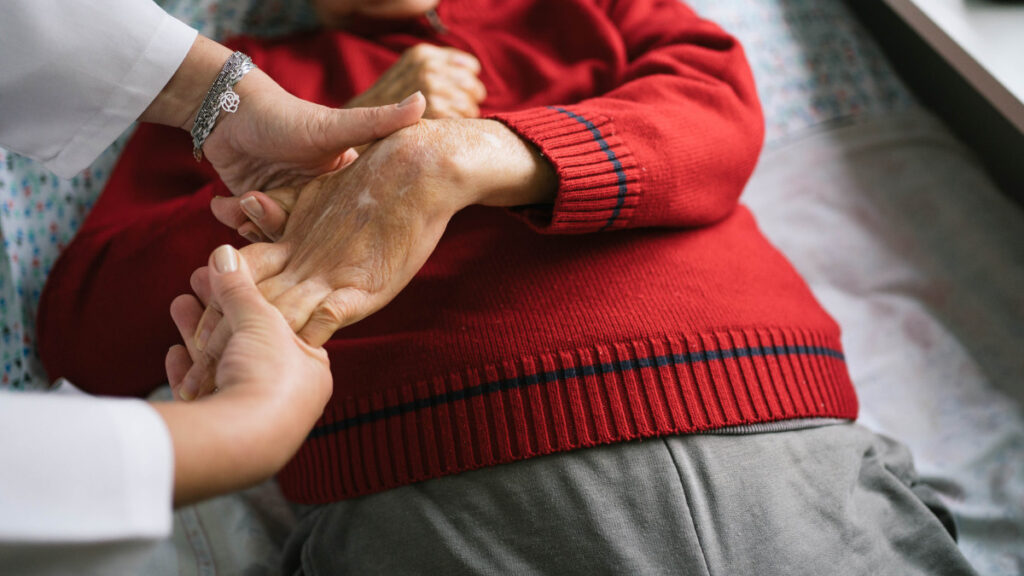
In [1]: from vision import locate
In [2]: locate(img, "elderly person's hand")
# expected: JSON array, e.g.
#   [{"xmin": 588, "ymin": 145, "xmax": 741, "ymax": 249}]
[
  {"xmin": 140, "ymin": 35, "xmax": 427, "ymax": 195},
  {"xmin": 346, "ymin": 44, "xmax": 486, "ymax": 120},
  {"xmin": 179, "ymin": 119, "xmax": 555, "ymax": 400},
  {"xmin": 157, "ymin": 245, "xmax": 332, "ymax": 504}
]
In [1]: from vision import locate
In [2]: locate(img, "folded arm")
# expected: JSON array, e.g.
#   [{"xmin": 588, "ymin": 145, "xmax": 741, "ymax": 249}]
[{"xmin": 489, "ymin": 0, "xmax": 764, "ymax": 233}]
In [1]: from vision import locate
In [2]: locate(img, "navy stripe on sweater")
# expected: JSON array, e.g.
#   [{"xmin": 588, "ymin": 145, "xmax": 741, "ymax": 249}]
[
  {"xmin": 548, "ymin": 106, "xmax": 627, "ymax": 230},
  {"xmin": 308, "ymin": 344, "xmax": 845, "ymax": 438}
]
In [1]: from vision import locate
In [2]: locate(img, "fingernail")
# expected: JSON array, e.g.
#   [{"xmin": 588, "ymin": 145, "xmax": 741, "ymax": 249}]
[
  {"xmin": 397, "ymin": 91, "xmax": 422, "ymax": 108},
  {"xmin": 194, "ymin": 326, "xmax": 211, "ymax": 351},
  {"xmin": 241, "ymin": 230, "xmax": 261, "ymax": 244},
  {"xmin": 213, "ymin": 244, "xmax": 238, "ymax": 273},
  {"xmin": 240, "ymin": 196, "xmax": 264, "ymax": 220},
  {"xmin": 179, "ymin": 380, "xmax": 196, "ymax": 402}
]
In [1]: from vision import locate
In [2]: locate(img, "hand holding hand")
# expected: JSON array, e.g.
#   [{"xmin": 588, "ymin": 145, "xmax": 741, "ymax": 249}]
[
  {"xmin": 156, "ymin": 245, "xmax": 332, "ymax": 504},
  {"xmin": 184, "ymin": 119, "xmax": 555, "ymax": 401}
]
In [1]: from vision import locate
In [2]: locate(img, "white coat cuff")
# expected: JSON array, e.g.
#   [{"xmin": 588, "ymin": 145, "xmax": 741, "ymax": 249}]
[{"xmin": 48, "ymin": 15, "xmax": 197, "ymax": 178}]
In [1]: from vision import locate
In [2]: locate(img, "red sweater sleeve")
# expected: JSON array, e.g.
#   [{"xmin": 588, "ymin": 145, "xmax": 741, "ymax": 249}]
[{"xmin": 488, "ymin": 0, "xmax": 764, "ymax": 233}]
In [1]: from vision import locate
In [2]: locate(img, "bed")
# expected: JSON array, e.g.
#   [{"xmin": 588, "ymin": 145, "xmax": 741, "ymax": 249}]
[{"xmin": 1, "ymin": 0, "xmax": 1021, "ymax": 573}]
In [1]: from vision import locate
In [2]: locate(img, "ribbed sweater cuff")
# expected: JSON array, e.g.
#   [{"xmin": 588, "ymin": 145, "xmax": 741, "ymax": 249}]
[{"xmin": 488, "ymin": 106, "xmax": 640, "ymax": 233}]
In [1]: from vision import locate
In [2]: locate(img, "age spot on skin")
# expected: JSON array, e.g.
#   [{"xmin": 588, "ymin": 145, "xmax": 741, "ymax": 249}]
[
  {"xmin": 479, "ymin": 131, "xmax": 501, "ymax": 148},
  {"xmin": 357, "ymin": 188, "xmax": 377, "ymax": 208}
]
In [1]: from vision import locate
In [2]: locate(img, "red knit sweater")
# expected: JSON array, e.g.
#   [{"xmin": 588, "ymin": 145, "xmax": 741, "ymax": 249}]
[{"xmin": 38, "ymin": 0, "xmax": 857, "ymax": 503}]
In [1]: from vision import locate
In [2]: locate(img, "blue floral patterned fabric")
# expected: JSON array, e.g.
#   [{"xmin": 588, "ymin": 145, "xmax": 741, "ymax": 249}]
[{"xmin": 0, "ymin": 0, "xmax": 914, "ymax": 390}]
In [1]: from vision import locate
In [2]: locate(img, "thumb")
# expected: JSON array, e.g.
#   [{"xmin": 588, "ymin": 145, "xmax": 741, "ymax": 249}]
[
  {"xmin": 321, "ymin": 91, "xmax": 426, "ymax": 151},
  {"xmin": 207, "ymin": 244, "xmax": 280, "ymax": 333}
]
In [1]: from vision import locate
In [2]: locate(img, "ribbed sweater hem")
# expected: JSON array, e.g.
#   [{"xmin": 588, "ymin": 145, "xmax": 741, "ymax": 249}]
[{"xmin": 277, "ymin": 326, "xmax": 856, "ymax": 503}]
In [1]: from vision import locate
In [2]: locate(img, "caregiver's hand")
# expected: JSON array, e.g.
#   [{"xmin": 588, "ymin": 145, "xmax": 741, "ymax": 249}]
[
  {"xmin": 156, "ymin": 245, "xmax": 331, "ymax": 505},
  {"xmin": 184, "ymin": 119, "xmax": 555, "ymax": 401},
  {"xmin": 140, "ymin": 34, "xmax": 427, "ymax": 195},
  {"xmin": 346, "ymin": 44, "xmax": 486, "ymax": 120}
]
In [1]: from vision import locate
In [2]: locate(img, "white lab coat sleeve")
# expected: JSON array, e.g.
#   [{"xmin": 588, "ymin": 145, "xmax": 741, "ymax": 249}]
[
  {"xmin": 0, "ymin": 0, "xmax": 198, "ymax": 178},
  {"xmin": 0, "ymin": 384, "xmax": 174, "ymax": 544}
]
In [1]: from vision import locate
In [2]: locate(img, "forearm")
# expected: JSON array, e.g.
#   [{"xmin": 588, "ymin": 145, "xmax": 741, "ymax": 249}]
[
  {"xmin": 152, "ymin": 388, "xmax": 310, "ymax": 507},
  {"xmin": 486, "ymin": 0, "xmax": 763, "ymax": 233}
]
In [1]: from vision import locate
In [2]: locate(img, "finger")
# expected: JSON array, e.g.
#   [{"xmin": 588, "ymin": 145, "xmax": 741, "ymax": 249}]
[
  {"xmin": 190, "ymin": 267, "xmax": 212, "ymax": 308},
  {"xmin": 179, "ymin": 319, "xmax": 229, "ymax": 401},
  {"xmin": 268, "ymin": 278, "xmax": 335, "ymax": 332},
  {"xmin": 452, "ymin": 97, "xmax": 481, "ymax": 119},
  {"xmin": 405, "ymin": 43, "xmax": 447, "ymax": 65},
  {"xmin": 192, "ymin": 305, "xmax": 223, "ymax": 352},
  {"xmin": 216, "ymin": 192, "xmax": 288, "ymax": 243},
  {"xmin": 447, "ymin": 68, "xmax": 487, "ymax": 102},
  {"xmin": 296, "ymin": 287, "xmax": 374, "ymax": 347},
  {"xmin": 430, "ymin": 99, "xmax": 479, "ymax": 120},
  {"xmin": 208, "ymin": 245, "xmax": 288, "ymax": 333},
  {"xmin": 425, "ymin": 85, "xmax": 480, "ymax": 118},
  {"xmin": 443, "ymin": 48, "xmax": 481, "ymax": 74},
  {"xmin": 168, "ymin": 294, "xmax": 205, "ymax": 397},
  {"xmin": 177, "ymin": 301, "xmax": 221, "ymax": 401},
  {"xmin": 239, "ymin": 191, "xmax": 290, "ymax": 241},
  {"xmin": 180, "ymin": 245, "xmax": 284, "ymax": 401},
  {"xmin": 338, "ymin": 148, "xmax": 360, "ymax": 169},
  {"xmin": 170, "ymin": 293, "xmax": 204, "ymax": 355},
  {"xmin": 319, "ymin": 92, "xmax": 426, "ymax": 151},
  {"xmin": 165, "ymin": 345, "xmax": 192, "ymax": 390},
  {"xmin": 210, "ymin": 196, "xmax": 250, "ymax": 230},
  {"xmin": 238, "ymin": 241, "xmax": 290, "ymax": 284},
  {"xmin": 237, "ymin": 222, "xmax": 269, "ymax": 244}
]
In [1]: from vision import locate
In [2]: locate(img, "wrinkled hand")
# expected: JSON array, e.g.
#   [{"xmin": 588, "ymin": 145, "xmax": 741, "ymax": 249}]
[
  {"xmin": 182, "ymin": 119, "xmax": 555, "ymax": 401},
  {"xmin": 201, "ymin": 70, "xmax": 427, "ymax": 195},
  {"xmin": 347, "ymin": 44, "xmax": 486, "ymax": 120},
  {"xmin": 179, "ymin": 121, "xmax": 459, "ymax": 400}
]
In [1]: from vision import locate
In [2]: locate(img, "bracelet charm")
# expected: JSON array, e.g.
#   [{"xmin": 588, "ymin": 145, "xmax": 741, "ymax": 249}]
[
  {"xmin": 191, "ymin": 51, "xmax": 256, "ymax": 161},
  {"xmin": 219, "ymin": 91, "xmax": 240, "ymax": 114}
]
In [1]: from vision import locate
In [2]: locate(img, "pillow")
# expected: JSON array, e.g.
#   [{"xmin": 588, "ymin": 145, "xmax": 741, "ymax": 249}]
[{"xmin": 687, "ymin": 0, "xmax": 915, "ymax": 147}]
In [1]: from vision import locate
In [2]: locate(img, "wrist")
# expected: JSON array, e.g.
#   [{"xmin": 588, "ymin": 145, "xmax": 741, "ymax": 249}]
[
  {"xmin": 140, "ymin": 35, "xmax": 234, "ymax": 131},
  {"xmin": 154, "ymin": 383, "xmax": 316, "ymax": 506},
  {"xmin": 450, "ymin": 119, "xmax": 557, "ymax": 209}
]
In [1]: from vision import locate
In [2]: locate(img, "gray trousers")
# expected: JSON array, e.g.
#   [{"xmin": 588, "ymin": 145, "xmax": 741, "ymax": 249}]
[{"xmin": 283, "ymin": 423, "xmax": 977, "ymax": 575}]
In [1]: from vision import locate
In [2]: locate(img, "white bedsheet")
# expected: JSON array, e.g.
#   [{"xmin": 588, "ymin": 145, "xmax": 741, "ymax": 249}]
[{"xmin": 746, "ymin": 109, "xmax": 1024, "ymax": 574}]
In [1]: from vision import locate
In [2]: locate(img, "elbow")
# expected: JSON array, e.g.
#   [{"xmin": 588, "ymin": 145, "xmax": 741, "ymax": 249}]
[{"xmin": 670, "ymin": 87, "xmax": 765, "ymax": 228}]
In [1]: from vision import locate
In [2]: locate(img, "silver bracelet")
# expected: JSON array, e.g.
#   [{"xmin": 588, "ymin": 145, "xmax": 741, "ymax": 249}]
[{"xmin": 190, "ymin": 51, "xmax": 257, "ymax": 161}]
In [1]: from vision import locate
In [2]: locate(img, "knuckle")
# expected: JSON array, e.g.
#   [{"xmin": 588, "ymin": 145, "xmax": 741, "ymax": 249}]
[
  {"xmin": 408, "ymin": 44, "xmax": 433, "ymax": 61},
  {"xmin": 281, "ymin": 308, "xmax": 305, "ymax": 331},
  {"xmin": 314, "ymin": 301, "xmax": 349, "ymax": 328},
  {"xmin": 216, "ymin": 280, "xmax": 249, "ymax": 304},
  {"xmin": 303, "ymin": 107, "xmax": 334, "ymax": 151}
]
